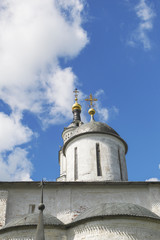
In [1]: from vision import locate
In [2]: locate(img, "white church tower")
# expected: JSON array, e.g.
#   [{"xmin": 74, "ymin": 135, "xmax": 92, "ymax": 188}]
[{"xmin": 58, "ymin": 89, "xmax": 128, "ymax": 182}]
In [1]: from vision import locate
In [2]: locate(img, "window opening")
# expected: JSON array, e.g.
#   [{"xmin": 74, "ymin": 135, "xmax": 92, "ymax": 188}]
[
  {"xmin": 118, "ymin": 148, "xmax": 123, "ymax": 180},
  {"xmin": 28, "ymin": 204, "xmax": 35, "ymax": 213},
  {"xmin": 96, "ymin": 143, "xmax": 102, "ymax": 176},
  {"xmin": 74, "ymin": 147, "xmax": 78, "ymax": 180}
]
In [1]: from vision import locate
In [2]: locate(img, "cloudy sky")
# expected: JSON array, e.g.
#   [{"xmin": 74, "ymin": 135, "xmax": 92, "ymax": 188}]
[{"xmin": 0, "ymin": 0, "xmax": 160, "ymax": 181}]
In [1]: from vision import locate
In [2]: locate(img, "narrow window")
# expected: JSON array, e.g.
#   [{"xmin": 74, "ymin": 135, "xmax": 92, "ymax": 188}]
[
  {"xmin": 96, "ymin": 143, "xmax": 102, "ymax": 176},
  {"xmin": 28, "ymin": 204, "xmax": 35, "ymax": 214},
  {"xmin": 118, "ymin": 148, "xmax": 123, "ymax": 180},
  {"xmin": 74, "ymin": 147, "xmax": 78, "ymax": 180}
]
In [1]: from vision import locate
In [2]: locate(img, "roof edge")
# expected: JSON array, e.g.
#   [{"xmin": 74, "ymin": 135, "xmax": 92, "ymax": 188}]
[
  {"xmin": 0, "ymin": 181, "xmax": 160, "ymax": 187},
  {"xmin": 67, "ymin": 214, "xmax": 160, "ymax": 228}
]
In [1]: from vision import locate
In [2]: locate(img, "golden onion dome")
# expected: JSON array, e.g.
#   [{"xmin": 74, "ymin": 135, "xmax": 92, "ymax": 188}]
[
  {"xmin": 72, "ymin": 101, "xmax": 82, "ymax": 111},
  {"xmin": 88, "ymin": 107, "xmax": 95, "ymax": 116},
  {"xmin": 72, "ymin": 88, "xmax": 82, "ymax": 111}
]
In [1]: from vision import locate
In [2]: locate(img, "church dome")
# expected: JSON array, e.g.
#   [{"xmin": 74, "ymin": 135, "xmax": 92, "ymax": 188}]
[
  {"xmin": 72, "ymin": 101, "xmax": 81, "ymax": 111},
  {"xmin": 2, "ymin": 213, "xmax": 64, "ymax": 230},
  {"xmin": 73, "ymin": 121, "xmax": 119, "ymax": 137},
  {"xmin": 72, "ymin": 203, "xmax": 160, "ymax": 223}
]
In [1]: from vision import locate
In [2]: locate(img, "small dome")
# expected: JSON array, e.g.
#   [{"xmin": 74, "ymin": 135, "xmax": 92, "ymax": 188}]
[
  {"xmin": 72, "ymin": 102, "xmax": 81, "ymax": 111},
  {"xmin": 2, "ymin": 213, "xmax": 64, "ymax": 230},
  {"xmin": 72, "ymin": 203, "xmax": 160, "ymax": 223},
  {"xmin": 88, "ymin": 107, "xmax": 96, "ymax": 116}
]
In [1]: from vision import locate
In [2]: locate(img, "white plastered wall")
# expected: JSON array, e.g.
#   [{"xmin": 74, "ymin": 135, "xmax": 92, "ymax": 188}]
[
  {"xmin": 1, "ymin": 183, "xmax": 160, "ymax": 225},
  {"xmin": 59, "ymin": 150, "xmax": 66, "ymax": 177},
  {"xmin": 64, "ymin": 133, "xmax": 127, "ymax": 181}
]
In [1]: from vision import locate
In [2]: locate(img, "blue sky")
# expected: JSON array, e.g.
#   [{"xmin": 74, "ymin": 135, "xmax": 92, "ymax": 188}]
[{"xmin": 0, "ymin": 0, "xmax": 160, "ymax": 181}]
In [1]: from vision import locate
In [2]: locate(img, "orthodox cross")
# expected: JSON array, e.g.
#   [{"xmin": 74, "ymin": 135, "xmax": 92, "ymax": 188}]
[
  {"xmin": 73, "ymin": 88, "xmax": 79, "ymax": 101},
  {"xmin": 85, "ymin": 93, "xmax": 97, "ymax": 108}
]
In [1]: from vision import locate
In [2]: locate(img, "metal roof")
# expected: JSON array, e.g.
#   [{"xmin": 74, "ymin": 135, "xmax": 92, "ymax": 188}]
[
  {"xmin": 1, "ymin": 213, "xmax": 64, "ymax": 230},
  {"xmin": 72, "ymin": 202, "xmax": 160, "ymax": 223}
]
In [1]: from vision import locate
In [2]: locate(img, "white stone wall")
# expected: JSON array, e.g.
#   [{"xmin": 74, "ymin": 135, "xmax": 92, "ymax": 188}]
[
  {"xmin": 1, "ymin": 183, "xmax": 160, "ymax": 225},
  {"xmin": 59, "ymin": 150, "xmax": 66, "ymax": 177},
  {"xmin": 119, "ymin": 147, "xmax": 128, "ymax": 180},
  {"xmin": 0, "ymin": 191, "xmax": 8, "ymax": 228},
  {"xmin": 64, "ymin": 134, "xmax": 127, "ymax": 181},
  {"xmin": 149, "ymin": 186, "xmax": 160, "ymax": 216}
]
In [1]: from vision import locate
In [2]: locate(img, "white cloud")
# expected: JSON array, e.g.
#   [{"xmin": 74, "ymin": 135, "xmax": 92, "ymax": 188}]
[
  {"xmin": 111, "ymin": 106, "xmax": 119, "ymax": 115},
  {"xmin": 128, "ymin": 0, "xmax": 155, "ymax": 50},
  {"xmin": 95, "ymin": 90, "xmax": 109, "ymax": 122},
  {"xmin": 0, "ymin": 112, "xmax": 33, "ymax": 153},
  {"xmin": 95, "ymin": 89, "xmax": 105, "ymax": 98},
  {"xmin": 145, "ymin": 164, "xmax": 160, "ymax": 182},
  {"xmin": 0, "ymin": 0, "xmax": 88, "ymax": 115},
  {"xmin": 0, "ymin": 0, "xmax": 88, "ymax": 180},
  {"xmin": 96, "ymin": 103, "xmax": 109, "ymax": 122},
  {"xmin": 93, "ymin": 90, "xmax": 119, "ymax": 122},
  {"xmin": 146, "ymin": 178, "xmax": 160, "ymax": 182},
  {"xmin": 0, "ymin": 148, "xmax": 32, "ymax": 181},
  {"xmin": 0, "ymin": 111, "xmax": 33, "ymax": 181},
  {"xmin": 43, "ymin": 67, "xmax": 77, "ymax": 126}
]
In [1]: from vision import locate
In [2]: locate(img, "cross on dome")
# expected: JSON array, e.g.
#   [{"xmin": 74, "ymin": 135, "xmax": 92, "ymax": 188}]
[
  {"xmin": 73, "ymin": 88, "xmax": 79, "ymax": 102},
  {"xmin": 85, "ymin": 93, "xmax": 97, "ymax": 108},
  {"xmin": 85, "ymin": 93, "xmax": 97, "ymax": 119}
]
